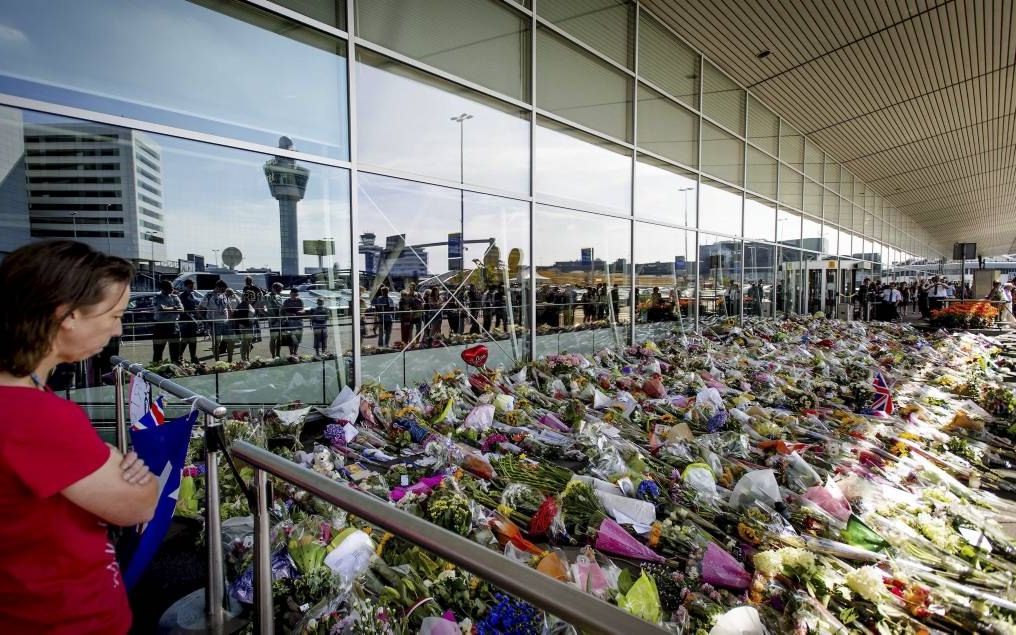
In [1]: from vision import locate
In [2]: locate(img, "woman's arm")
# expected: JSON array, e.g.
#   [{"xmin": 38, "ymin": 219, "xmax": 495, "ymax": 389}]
[{"xmin": 62, "ymin": 446, "xmax": 158, "ymax": 526}]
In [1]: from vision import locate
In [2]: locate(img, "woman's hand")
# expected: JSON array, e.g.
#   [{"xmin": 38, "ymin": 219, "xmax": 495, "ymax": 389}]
[{"xmin": 119, "ymin": 449, "xmax": 153, "ymax": 485}]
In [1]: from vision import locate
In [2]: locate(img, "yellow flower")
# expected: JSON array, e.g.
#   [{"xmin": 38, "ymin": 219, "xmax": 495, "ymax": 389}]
[
  {"xmin": 375, "ymin": 532, "xmax": 393, "ymax": 556},
  {"xmin": 890, "ymin": 441, "xmax": 909, "ymax": 457},
  {"xmin": 497, "ymin": 503, "xmax": 515, "ymax": 518}
]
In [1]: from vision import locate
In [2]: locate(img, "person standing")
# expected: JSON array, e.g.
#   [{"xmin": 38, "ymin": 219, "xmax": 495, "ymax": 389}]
[
  {"xmin": 198, "ymin": 280, "xmax": 232, "ymax": 362},
  {"xmin": 372, "ymin": 287, "xmax": 394, "ymax": 347},
  {"xmin": 178, "ymin": 279, "xmax": 201, "ymax": 363},
  {"xmin": 264, "ymin": 282, "xmax": 285, "ymax": 358},
  {"xmin": 242, "ymin": 276, "xmax": 265, "ymax": 343},
  {"xmin": 151, "ymin": 279, "xmax": 183, "ymax": 364},
  {"xmin": 308, "ymin": 297, "xmax": 329, "ymax": 356},
  {"xmin": 927, "ymin": 276, "xmax": 949, "ymax": 313},
  {"xmin": 880, "ymin": 283, "xmax": 902, "ymax": 321},
  {"xmin": 0, "ymin": 240, "xmax": 157, "ymax": 634},
  {"xmin": 282, "ymin": 289, "xmax": 304, "ymax": 356},
  {"xmin": 233, "ymin": 290, "xmax": 257, "ymax": 361}
]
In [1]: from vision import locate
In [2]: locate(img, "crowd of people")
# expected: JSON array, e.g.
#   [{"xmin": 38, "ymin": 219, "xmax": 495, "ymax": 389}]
[
  {"xmin": 151, "ymin": 276, "xmax": 333, "ymax": 364},
  {"xmin": 856, "ymin": 275, "xmax": 1015, "ymax": 322}
]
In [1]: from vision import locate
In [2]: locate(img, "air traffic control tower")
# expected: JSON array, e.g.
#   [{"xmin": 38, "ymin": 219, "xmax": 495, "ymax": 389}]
[{"xmin": 263, "ymin": 136, "xmax": 309, "ymax": 276}]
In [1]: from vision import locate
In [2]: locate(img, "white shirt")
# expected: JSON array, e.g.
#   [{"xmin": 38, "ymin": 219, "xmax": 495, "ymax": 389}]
[
  {"xmin": 928, "ymin": 283, "xmax": 949, "ymax": 298},
  {"xmin": 881, "ymin": 289, "xmax": 902, "ymax": 303}
]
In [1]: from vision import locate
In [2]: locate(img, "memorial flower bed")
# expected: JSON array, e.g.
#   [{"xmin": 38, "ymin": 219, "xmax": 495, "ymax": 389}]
[
  {"xmin": 178, "ymin": 317, "xmax": 1016, "ymax": 634},
  {"xmin": 930, "ymin": 301, "xmax": 1000, "ymax": 329}
]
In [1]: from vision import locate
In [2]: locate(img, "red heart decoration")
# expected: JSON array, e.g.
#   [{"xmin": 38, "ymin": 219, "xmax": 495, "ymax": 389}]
[{"xmin": 461, "ymin": 344, "xmax": 489, "ymax": 368}]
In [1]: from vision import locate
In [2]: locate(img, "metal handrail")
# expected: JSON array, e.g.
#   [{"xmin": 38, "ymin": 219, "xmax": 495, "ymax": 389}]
[
  {"xmin": 230, "ymin": 441, "xmax": 670, "ymax": 635},
  {"xmin": 110, "ymin": 356, "xmax": 231, "ymax": 634}
]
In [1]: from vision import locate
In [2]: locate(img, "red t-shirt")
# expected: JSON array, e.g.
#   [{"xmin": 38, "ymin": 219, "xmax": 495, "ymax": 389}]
[{"xmin": 0, "ymin": 387, "xmax": 131, "ymax": 634}]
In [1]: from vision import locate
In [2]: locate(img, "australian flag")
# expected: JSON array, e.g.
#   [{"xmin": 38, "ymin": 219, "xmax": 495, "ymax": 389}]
[
  {"xmin": 871, "ymin": 371, "xmax": 895, "ymax": 415},
  {"xmin": 119, "ymin": 407, "xmax": 198, "ymax": 589}
]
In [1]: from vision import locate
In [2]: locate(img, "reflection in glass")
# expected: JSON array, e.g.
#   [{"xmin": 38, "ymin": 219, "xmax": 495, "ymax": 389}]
[
  {"xmin": 275, "ymin": 0, "xmax": 346, "ymax": 30},
  {"xmin": 635, "ymin": 157, "xmax": 697, "ymax": 227},
  {"xmin": 356, "ymin": 0, "xmax": 529, "ymax": 100},
  {"xmin": 357, "ymin": 50, "xmax": 529, "ymax": 194},
  {"xmin": 822, "ymin": 189, "xmax": 839, "ymax": 226},
  {"xmin": 357, "ymin": 173, "xmax": 530, "ymax": 385},
  {"xmin": 634, "ymin": 222, "xmax": 695, "ymax": 341},
  {"xmin": 535, "ymin": 119, "xmax": 632, "ymax": 213},
  {"xmin": 538, "ymin": 0, "xmax": 633, "ymax": 68},
  {"xmin": 701, "ymin": 122, "xmax": 744, "ymax": 185},
  {"xmin": 744, "ymin": 196, "xmax": 775, "ymax": 242},
  {"xmin": 823, "ymin": 158, "xmax": 840, "ymax": 194},
  {"xmin": 747, "ymin": 95, "xmax": 779, "ymax": 155},
  {"xmin": 702, "ymin": 61, "xmax": 745, "ymax": 135},
  {"xmin": 777, "ymin": 208, "xmax": 802, "ymax": 244},
  {"xmin": 534, "ymin": 205, "xmax": 631, "ymax": 354},
  {"xmin": 636, "ymin": 84, "xmax": 698, "ymax": 167},
  {"xmin": 776, "ymin": 247, "xmax": 804, "ymax": 316},
  {"xmin": 851, "ymin": 205, "xmax": 865, "ymax": 233},
  {"xmin": 0, "ymin": 0, "xmax": 349, "ymax": 158},
  {"xmin": 536, "ymin": 27, "xmax": 632, "ymax": 141},
  {"xmin": 699, "ymin": 179, "xmax": 742, "ymax": 236},
  {"xmin": 837, "ymin": 229, "xmax": 853, "ymax": 257},
  {"xmin": 7, "ymin": 108, "xmax": 355, "ymax": 399},
  {"xmin": 698, "ymin": 233, "xmax": 741, "ymax": 320},
  {"xmin": 743, "ymin": 242, "xmax": 775, "ymax": 317},
  {"xmin": 638, "ymin": 12, "xmax": 699, "ymax": 108},
  {"xmin": 746, "ymin": 147, "xmax": 777, "ymax": 199},
  {"xmin": 822, "ymin": 221, "xmax": 838, "ymax": 255},
  {"xmin": 802, "ymin": 214, "xmax": 822, "ymax": 247}
]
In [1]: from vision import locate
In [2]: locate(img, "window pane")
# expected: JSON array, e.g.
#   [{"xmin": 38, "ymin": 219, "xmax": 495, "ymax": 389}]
[
  {"xmin": 822, "ymin": 221, "xmax": 837, "ymax": 254},
  {"xmin": 699, "ymin": 178, "xmax": 742, "ymax": 235},
  {"xmin": 744, "ymin": 195, "xmax": 775, "ymax": 241},
  {"xmin": 777, "ymin": 208, "xmax": 801, "ymax": 243},
  {"xmin": 6, "ymin": 109, "xmax": 355, "ymax": 403},
  {"xmin": 778, "ymin": 164, "xmax": 802, "ymax": 209},
  {"xmin": 803, "ymin": 178, "xmax": 822, "ymax": 216},
  {"xmin": 823, "ymin": 157, "xmax": 840, "ymax": 194},
  {"xmin": 803, "ymin": 141, "xmax": 824, "ymax": 181},
  {"xmin": 0, "ymin": 0, "xmax": 349, "ymax": 158},
  {"xmin": 746, "ymin": 147, "xmax": 777, "ymax": 199},
  {"xmin": 538, "ymin": 0, "xmax": 633, "ymax": 68},
  {"xmin": 840, "ymin": 195, "xmax": 852, "ymax": 229},
  {"xmin": 536, "ymin": 27, "xmax": 632, "ymax": 141},
  {"xmin": 698, "ymin": 233, "xmax": 741, "ymax": 319},
  {"xmin": 840, "ymin": 170, "xmax": 853, "ymax": 201},
  {"xmin": 851, "ymin": 205, "xmax": 865, "ymax": 233},
  {"xmin": 780, "ymin": 123, "xmax": 804, "ymax": 169},
  {"xmin": 358, "ymin": 173, "xmax": 530, "ymax": 385},
  {"xmin": 743, "ymin": 241, "xmax": 775, "ymax": 317},
  {"xmin": 702, "ymin": 61, "xmax": 745, "ymax": 135},
  {"xmin": 802, "ymin": 214, "xmax": 822, "ymax": 247},
  {"xmin": 701, "ymin": 122, "xmax": 744, "ymax": 185},
  {"xmin": 636, "ymin": 84, "xmax": 698, "ymax": 167},
  {"xmin": 638, "ymin": 12, "xmax": 699, "ymax": 108},
  {"xmin": 534, "ymin": 205, "xmax": 631, "ymax": 355},
  {"xmin": 635, "ymin": 156, "xmax": 697, "ymax": 226},
  {"xmin": 356, "ymin": 0, "xmax": 528, "ymax": 100},
  {"xmin": 535, "ymin": 118, "xmax": 631, "ymax": 213},
  {"xmin": 837, "ymin": 229, "xmax": 853, "ymax": 257},
  {"xmin": 274, "ymin": 0, "xmax": 346, "ymax": 30},
  {"xmin": 822, "ymin": 189, "xmax": 839, "ymax": 226},
  {"xmin": 357, "ymin": 51, "xmax": 529, "ymax": 194},
  {"xmin": 634, "ymin": 222, "xmax": 695, "ymax": 342},
  {"xmin": 747, "ymin": 95, "xmax": 779, "ymax": 155},
  {"xmin": 777, "ymin": 247, "xmax": 804, "ymax": 315}
]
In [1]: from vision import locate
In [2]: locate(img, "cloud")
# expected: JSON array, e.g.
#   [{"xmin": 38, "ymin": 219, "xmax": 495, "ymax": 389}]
[{"xmin": 0, "ymin": 24, "xmax": 27, "ymax": 46}]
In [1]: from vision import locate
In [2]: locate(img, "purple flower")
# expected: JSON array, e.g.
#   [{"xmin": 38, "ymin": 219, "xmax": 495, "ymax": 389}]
[
  {"xmin": 706, "ymin": 410, "xmax": 728, "ymax": 433},
  {"xmin": 324, "ymin": 423, "xmax": 345, "ymax": 445}
]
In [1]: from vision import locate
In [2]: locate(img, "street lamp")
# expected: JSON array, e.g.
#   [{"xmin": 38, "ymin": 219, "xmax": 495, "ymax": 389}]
[
  {"xmin": 678, "ymin": 187, "xmax": 693, "ymax": 227},
  {"xmin": 451, "ymin": 113, "xmax": 472, "ymax": 272},
  {"xmin": 212, "ymin": 249, "xmax": 220, "ymax": 268}
]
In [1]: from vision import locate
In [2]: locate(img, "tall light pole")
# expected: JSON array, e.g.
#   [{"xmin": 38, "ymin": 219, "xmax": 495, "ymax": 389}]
[
  {"xmin": 70, "ymin": 211, "xmax": 78, "ymax": 240},
  {"xmin": 451, "ymin": 113, "xmax": 472, "ymax": 272},
  {"xmin": 678, "ymin": 187, "xmax": 693, "ymax": 227},
  {"xmin": 212, "ymin": 249, "xmax": 220, "ymax": 268}
]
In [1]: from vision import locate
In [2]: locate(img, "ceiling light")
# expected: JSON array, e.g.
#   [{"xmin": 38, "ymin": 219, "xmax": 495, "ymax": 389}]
[{"xmin": 756, "ymin": 50, "xmax": 771, "ymax": 59}]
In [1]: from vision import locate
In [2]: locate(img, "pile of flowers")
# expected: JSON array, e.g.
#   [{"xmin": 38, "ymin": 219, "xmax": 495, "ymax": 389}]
[
  {"xmin": 176, "ymin": 316, "xmax": 1016, "ymax": 634},
  {"xmin": 146, "ymin": 353, "xmax": 339, "ymax": 377},
  {"xmin": 930, "ymin": 301, "xmax": 1000, "ymax": 329}
]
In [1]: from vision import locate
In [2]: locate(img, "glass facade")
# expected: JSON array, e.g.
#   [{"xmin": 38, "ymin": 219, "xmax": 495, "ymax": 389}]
[{"xmin": 0, "ymin": 0, "xmax": 942, "ymax": 402}]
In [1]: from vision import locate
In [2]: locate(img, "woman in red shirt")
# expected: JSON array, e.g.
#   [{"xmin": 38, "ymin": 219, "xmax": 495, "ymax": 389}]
[{"xmin": 0, "ymin": 241, "xmax": 159, "ymax": 634}]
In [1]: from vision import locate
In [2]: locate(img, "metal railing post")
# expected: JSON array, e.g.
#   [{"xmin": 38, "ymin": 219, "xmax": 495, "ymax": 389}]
[
  {"xmin": 253, "ymin": 468, "xmax": 273, "ymax": 634},
  {"xmin": 205, "ymin": 413, "xmax": 224, "ymax": 634},
  {"xmin": 113, "ymin": 365, "xmax": 127, "ymax": 454}
]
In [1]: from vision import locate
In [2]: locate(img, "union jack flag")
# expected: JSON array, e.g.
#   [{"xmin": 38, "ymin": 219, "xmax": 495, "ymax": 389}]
[
  {"xmin": 132, "ymin": 396, "xmax": 166, "ymax": 431},
  {"xmin": 871, "ymin": 372, "xmax": 894, "ymax": 415}
]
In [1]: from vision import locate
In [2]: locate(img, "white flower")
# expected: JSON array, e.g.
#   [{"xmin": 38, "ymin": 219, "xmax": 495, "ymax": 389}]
[
  {"xmin": 779, "ymin": 547, "xmax": 816, "ymax": 573},
  {"xmin": 753, "ymin": 550, "xmax": 783, "ymax": 576},
  {"xmin": 845, "ymin": 566, "xmax": 885, "ymax": 602},
  {"xmin": 437, "ymin": 569, "xmax": 457, "ymax": 582}
]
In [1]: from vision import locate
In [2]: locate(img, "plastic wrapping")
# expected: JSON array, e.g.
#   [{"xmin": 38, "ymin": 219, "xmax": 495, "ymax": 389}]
[{"xmin": 729, "ymin": 469, "xmax": 783, "ymax": 510}]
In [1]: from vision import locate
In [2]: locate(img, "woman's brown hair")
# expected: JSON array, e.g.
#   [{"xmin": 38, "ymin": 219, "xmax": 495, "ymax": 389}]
[{"xmin": 0, "ymin": 240, "xmax": 134, "ymax": 376}]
